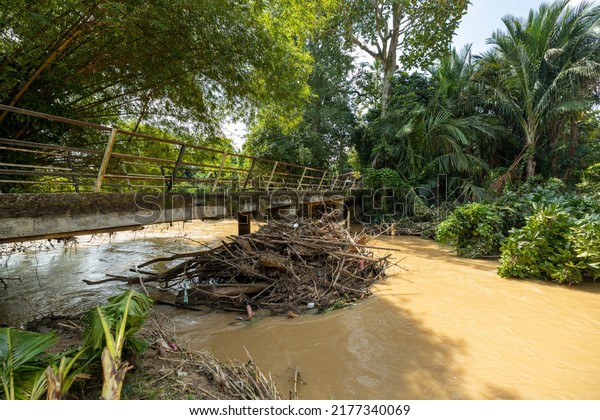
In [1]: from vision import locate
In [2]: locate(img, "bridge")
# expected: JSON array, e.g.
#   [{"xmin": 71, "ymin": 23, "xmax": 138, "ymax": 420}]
[{"xmin": 0, "ymin": 105, "xmax": 357, "ymax": 243}]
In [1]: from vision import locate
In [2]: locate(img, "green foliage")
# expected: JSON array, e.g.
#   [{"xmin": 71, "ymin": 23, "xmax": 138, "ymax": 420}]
[
  {"xmin": 498, "ymin": 177, "xmax": 600, "ymax": 228},
  {"xmin": 578, "ymin": 163, "xmax": 600, "ymax": 194},
  {"xmin": 362, "ymin": 168, "xmax": 405, "ymax": 190},
  {"xmin": 0, "ymin": 291, "xmax": 153, "ymax": 400},
  {"xmin": 352, "ymin": 47, "xmax": 495, "ymax": 206},
  {"xmin": 79, "ymin": 290, "xmax": 153, "ymax": 400},
  {"xmin": 340, "ymin": 0, "xmax": 469, "ymax": 113},
  {"xmin": 245, "ymin": 14, "xmax": 356, "ymax": 171},
  {"xmin": 498, "ymin": 205, "xmax": 600, "ymax": 284},
  {"xmin": 480, "ymin": 0, "xmax": 600, "ymax": 180},
  {"xmin": 570, "ymin": 214, "xmax": 600, "ymax": 280},
  {"xmin": 436, "ymin": 203, "xmax": 506, "ymax": 258},
  {"xmin": 82, "ymin": 290, "xmax": 154, "ymax": 359},
  {"xmin": 437, "ymin": 175, "xmax": 600, "ymax": 283},
  {"xmin": 1, "ymin": 0, "xmax": 316, "ymax": 140},
  {"xmin": 0, "ymin": 328, "xmax": 57, "ymax": 400}
]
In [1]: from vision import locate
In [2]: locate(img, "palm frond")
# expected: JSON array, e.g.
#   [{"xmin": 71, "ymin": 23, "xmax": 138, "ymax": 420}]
[{"xmin": 0, "ymin": 328, "xmax": 57, "ymax": 400}]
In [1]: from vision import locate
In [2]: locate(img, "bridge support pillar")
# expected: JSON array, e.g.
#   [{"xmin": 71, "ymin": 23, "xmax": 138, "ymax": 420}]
[{"xmin": 238, "ymin": 212, "xmax": 251, "ymax": 236}]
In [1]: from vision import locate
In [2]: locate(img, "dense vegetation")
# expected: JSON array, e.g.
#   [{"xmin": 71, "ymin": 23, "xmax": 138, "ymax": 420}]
[
  {"xmin": 0, "ymin": 291, "xmax": 153, "ymax": 400},
  {"xmin": 2, "ymin": 0, "xmax": 599, "ymax": 283},
  {"xmin": 437, "ymin": 176, "xmax": 600, "ymax": 284}
]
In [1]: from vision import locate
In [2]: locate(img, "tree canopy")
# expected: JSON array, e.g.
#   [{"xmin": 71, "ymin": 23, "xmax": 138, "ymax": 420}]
[
  {"xmin": 340, "ymin": 0, "xmax": 470, "ymax": 115},
  {"xmin": 1, "ymin": 0, "xmax": 599, "ymax": 200},
  {"xmin": 0, "ymin": 0, "xmax": 315, "ymax": 138},
  {"xmin": 480, "ymin": 0, "xmax": 600, "ymax": 182}
]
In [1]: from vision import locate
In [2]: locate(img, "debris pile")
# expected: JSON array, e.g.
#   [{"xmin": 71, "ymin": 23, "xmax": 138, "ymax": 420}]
[{"xmin": 137, "ymin": 218, "xmax": 390, "ymax": 314}]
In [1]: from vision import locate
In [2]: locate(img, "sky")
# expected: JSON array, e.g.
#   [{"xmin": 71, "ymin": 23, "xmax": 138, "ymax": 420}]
[{"xmin": 453, "ymin": 0, "xmax": 596, "ymax": 55}]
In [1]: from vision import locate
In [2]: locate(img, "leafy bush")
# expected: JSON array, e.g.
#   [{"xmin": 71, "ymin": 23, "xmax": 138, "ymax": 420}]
[
  {"xmin": 569, "ymin": 214, "xmax": 600, "ymax": 280},
  {"xmin": 497, "ymin": 177, "xmax": 600, "ymax": 228},
  {"xmin": 0, "ymin": 328, "xmax": 57, "ymax": 400},
  {"xmin": 577, "ymin": 163, "xmax": 600, "ymax": 194},
  {"xmin": 362, "ymin": 168, "xmax": 405, "ymax": 190},
  {"xmin": 436, "ymin": 203, "xmax": 506, "ymax": 257},
  {"xmin": 498, "ymin": 205, "xmax": 600, "ymax": 284}
]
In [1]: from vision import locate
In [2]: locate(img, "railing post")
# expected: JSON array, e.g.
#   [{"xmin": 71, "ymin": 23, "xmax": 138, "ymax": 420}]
[
  {"xmin": 331, "ymin": 174, "xmax": 340, "ymax": 190},
  {"xmin": 66, "ymin": 157, "xmax": 79, "ymax": 193},
  {"xmin": 242, "ymin": 157, "xmax": 256, "ymax": 192},
  {"xmin": 94, "ymin": 128, "xmax": 118, "ymax": 193},
  {"xmin": 121, "ymin": 163, "xmax": 132, "ymax": 192},
  {"xmin": 283, "ymin": 166, "xmax": 292, "ymax": 189},
  {"xmin": 265, "ymin": 161, "xmax": 278, "ymax": 191},
  {"xmin": 167, "ymin": 144, "xmax": 186, "ymax": 192},
  {"xmin": 296, "ymin": 167, "xmax": 307, "ymax": 190},
  {"xmin": 212, "ymin": 151, "xmax": 228, "ymax": 192},
  {"xmin": 317, "ymin": 170, "xmax": 327, "ymax": 191}
]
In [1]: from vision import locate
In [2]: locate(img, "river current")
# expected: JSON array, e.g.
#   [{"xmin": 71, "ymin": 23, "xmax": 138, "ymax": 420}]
[{"xmin": 1, "ymin": 220, "xmax": 599, "ymax": 399}]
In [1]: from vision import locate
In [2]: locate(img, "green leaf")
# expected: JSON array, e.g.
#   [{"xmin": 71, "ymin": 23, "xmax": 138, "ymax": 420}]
[{"xmin": 0, "ymin": 328, "xmax": 57, "ymax": 400}]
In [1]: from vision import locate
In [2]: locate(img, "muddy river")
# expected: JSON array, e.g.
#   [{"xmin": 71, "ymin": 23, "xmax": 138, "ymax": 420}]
[{"xmin": 1, "ymin": 220, "xmax": 599, "ymax": 399}]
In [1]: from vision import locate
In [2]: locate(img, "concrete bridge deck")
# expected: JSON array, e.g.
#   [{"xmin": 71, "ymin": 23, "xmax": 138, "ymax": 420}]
[{"xmin": 0, "ymin": 190, "xmax": 350, "ymax": 243}]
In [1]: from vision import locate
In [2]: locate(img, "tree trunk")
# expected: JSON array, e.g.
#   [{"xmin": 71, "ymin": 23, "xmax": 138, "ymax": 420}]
[
  {"xmin": 380, "ymin": 62, "xmax": 397, "ymax": 117},
  {"xmin": 564, "ymin": 115, "xmax": 580, "ymax": 182},
  {"xmin": 526, "ymin": 153, "xmax": 536, "ymax": 178},
  {"xmin": 524, "ymin": 126, "xmax": 537, "ymax": 178},
  {"xmin": 0, "ymin": 27, "xmax": 84, "ymax": 122},
  {"xmin": 44, "ymin": 366, "xmax": 62, "ymax": 400}
]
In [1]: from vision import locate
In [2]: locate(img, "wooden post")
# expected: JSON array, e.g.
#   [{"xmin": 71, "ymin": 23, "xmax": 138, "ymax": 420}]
[
  {"xmin": 296, "ymin": 167, "xmax": 307, "ymax": 190},
  {"xmin": 66, "ymin": 157, "xmax": 79, "ymax": 193},
  {"xmin": 331, "ymin": 174, "xmax": 340, "ymax": 190},
  {"xmin": 346, "ymin": 203, "xmax": 351, "ymax": 228},
  {"xmin": 212, "ymin": 151, "xmax": 228, "ymax": 192},
  {"xmin": 283, "ymin": 166, "xmax": 292, "ymax": 189},
  {"xmin": 317, "ymin": 171, "xmax": 327, "ymax": 191},
  {"xmin": 94, "ymin": 128, "xmax": 118, "ymax": 193},
  {"xmin": 121, "ymin": 163, "xmax": 132, "ymax": 192}
]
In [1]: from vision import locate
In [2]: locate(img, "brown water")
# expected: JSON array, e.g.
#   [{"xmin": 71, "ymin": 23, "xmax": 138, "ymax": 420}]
[{"xmin": 1, "ymin": 221, "xmax": 599, "ymax": 399}]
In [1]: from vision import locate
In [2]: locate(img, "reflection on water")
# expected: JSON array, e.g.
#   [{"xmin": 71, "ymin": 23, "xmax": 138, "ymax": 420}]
[
  {"xmin": 1, "ymin": 221, "xmax": 600, "ymax": 399},
  {"xmin": 0, "ymin": 220, "xmax": 239, "ymax": 327}
]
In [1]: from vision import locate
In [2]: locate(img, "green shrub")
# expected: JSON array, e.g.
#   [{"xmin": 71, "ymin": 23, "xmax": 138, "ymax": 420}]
[
  {"xmin": 436, "ymin": 203, "xmax": 506, "ymax": 258},
  {"xmin": 498, "ymin": 205, "xmax": 600, "ymax": 284},
  {"xmin": 362, "ymin": 168, "xmax": 405, "ymax": 190},
  {"xmin": 577, "ymin": 163, "xmax": 600, "ymax": 194},
  {"xmin": 569, "ymin": 214, "xmax": 600, "ymax": 280}
]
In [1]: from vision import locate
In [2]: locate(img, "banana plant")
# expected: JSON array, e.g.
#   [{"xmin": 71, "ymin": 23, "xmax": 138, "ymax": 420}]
[
  {"xmin": 81, "ymin": 290, "xmax": 153, "ymax": 400},
  {"xmin": 44, "ymin": 347, "xmax": 92, "ymax": 400},
  {"xmin": 0, "ymin": 327, "xmax": 57, "ymax": 400}
]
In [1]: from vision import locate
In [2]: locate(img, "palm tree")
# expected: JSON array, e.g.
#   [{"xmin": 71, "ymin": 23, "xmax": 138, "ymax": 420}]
[
  {"xmin": 376, "ymin": 46, "xmax": 494, "ymax": 200},
  {"xmin": 480, "ymin": 0, "xmax": 600, "ymax": 184}
]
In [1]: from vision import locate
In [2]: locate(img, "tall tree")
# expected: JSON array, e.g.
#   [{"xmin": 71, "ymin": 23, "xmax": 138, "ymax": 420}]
[
  {"xmin": 340, "ymin": 0, "xmax": 469, "ymax": 115},
  {"xmin": 245, "ymin": 9, "xmax": 356, "ymax": 171},
  {"xmin": 0, "ymin": 0, "xmax": 316, "ymax": 139},
  {"xmin": 353, "ymin": 46, "xmax": 500, "ymax": 201},
  {"xmin": 479, "ymin": 0, "xmax": 600, "ymax": 182}
]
